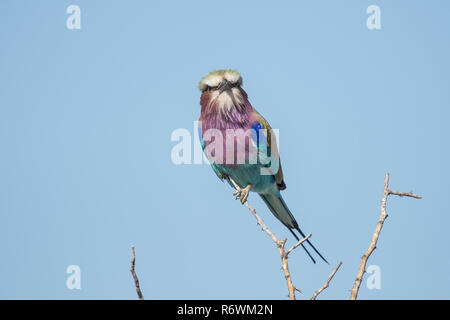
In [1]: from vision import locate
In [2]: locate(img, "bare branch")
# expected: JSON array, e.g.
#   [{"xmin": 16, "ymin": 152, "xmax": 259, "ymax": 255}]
[
  {"xmin": 130, "ymin": 245, "xmax": 144, "ymax": 300},
  {"xmin": 310, "ymin": 261, "xmax": 342, "ymax": 300},
  {"xmin": 388, "ymin": 190, "xmax": 422, "ymax": 199},
  {"xmin": 349, "ymin": 173, "xmax": 421, "ymax": 300},
  {"xmin": 229, "ymin": 177, "xmax": 309, "ymax": 300},
  {"xmin": 246, "ymin": 201, "xmax": 280, "ymax": 244},
  {"xmin": 285, "ymin": 234, "xmax": 312, "ymax": 258}
]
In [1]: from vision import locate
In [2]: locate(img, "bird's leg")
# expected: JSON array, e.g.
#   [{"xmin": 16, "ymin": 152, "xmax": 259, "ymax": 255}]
[{"xmin": 233, "ymin": 184, "xmax": 252, "ymax": 204}]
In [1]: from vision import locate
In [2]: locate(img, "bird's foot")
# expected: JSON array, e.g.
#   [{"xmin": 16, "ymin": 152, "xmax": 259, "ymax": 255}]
[{"xmin": 233, "ymin": 184, "xmax": 251, "ymax": 204}]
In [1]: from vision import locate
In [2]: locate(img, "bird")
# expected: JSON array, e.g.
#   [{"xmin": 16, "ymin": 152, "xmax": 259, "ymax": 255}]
[{"xmin": 197, "ymin": 69, "xmax": 328, "ymax": 264}]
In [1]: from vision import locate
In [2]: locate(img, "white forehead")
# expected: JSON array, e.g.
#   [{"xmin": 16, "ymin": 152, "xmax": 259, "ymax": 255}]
[{"xmin": 199, "ymin": 70, "xmax": 242, "ymax": 90}]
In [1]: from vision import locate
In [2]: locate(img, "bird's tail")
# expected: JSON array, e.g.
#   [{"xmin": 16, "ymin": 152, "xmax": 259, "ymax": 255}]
[{"xmin": 260, "ymin": 194, "xmax": 328, "ymax": 264}]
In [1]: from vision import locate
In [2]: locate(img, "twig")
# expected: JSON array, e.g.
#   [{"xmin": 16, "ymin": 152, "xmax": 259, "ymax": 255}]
[
  {"xmin": 228, "ymin": 177, "xmax": 309, "ymax": 300},
  {"xmin": 388, "ymin": 190, "xmax": 422, "ymax": 199},
  {"xmin": 310, "ymin": 261, "xmax": 343, "ymax": 300},
  {"xmin": 130, "ymin": 245, "xmax": 144, "ymax": 300},
  {"xmin": 349, "ymin": 173, "xmax": 421, "ymax": 300},
  {"xmin": 285, "ymin": 234, "xmax": 312, "ymax": 257}
]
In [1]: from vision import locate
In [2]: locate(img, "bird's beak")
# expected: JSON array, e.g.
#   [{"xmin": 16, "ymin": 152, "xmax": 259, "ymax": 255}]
[{"xmin": 218, "ymin": 78, "xmax": 232, "ymax": 94}]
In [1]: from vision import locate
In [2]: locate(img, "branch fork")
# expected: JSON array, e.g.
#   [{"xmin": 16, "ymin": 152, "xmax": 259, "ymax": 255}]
[
  {"xmin": 128, "ymin": 173, "xmax": 420, "ymax": 300},
  {"xmin": 228, "ymin": 177, "xmax": 340, "ymax": 300},
  {"xmin": 349, "ymin": 173, "xmax": 421, "ymax": 300}
]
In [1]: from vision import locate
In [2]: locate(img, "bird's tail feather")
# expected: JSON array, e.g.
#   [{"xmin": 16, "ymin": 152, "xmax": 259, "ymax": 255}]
[{"xmin": 260, "ymin": 194, "xmax": 328, "ymax": 264}]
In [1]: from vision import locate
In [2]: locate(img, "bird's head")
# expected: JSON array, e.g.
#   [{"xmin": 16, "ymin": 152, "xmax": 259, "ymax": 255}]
[
  {"xmin": 198, "ymin": 69, "xmax": 243, "ymax": 93},
  {"xmin": 198, "ymin": 69, "xmax": 247, "ymax": 113}
]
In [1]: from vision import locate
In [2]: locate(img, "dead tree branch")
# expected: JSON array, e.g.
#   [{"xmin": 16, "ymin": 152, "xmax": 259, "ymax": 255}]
[
  {"xmin": 349, "ymin": 173, "xmax": 422, "ymax": 300},
  {"xmin": 229, "ymin": 177, "xmax": 313, "ymax": 300},
  {"xmin": 286, "ymin": 234, "xmax": 312, "ymax": 257},
  {"xmin": 310, "ymin": 261, "xmax": 343, "ymax": 300},
  {"xmin": 130, "ymin": 245, "xmax": 144, "ymax": 300},
  {"xmin": 126, "ymin": 173, "xmax": 419, "ymax": 300}
]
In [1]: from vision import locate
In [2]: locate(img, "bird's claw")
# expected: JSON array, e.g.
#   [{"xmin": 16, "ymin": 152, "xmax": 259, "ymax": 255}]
[{"xmin": 233, "ymin": 184, "xmax": 251, "ymax": 204}]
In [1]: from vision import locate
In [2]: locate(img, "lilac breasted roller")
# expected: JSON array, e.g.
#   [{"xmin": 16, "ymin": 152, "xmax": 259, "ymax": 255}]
[{"xmin": 197, "ymin": 69, "xmax": 328, "ymax": 264}]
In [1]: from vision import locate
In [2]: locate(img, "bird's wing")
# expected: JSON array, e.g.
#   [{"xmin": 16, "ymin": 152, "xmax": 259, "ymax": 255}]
[
  {"xmin": 198, "ymin": 122, "xmax": 225, "ymax": 180},
  {"xmin": 252, "ymin": 110, "xmax": 286, "ymax": 190}
]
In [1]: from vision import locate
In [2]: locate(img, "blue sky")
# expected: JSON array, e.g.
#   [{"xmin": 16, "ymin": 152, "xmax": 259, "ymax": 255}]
[{"xmin": 1, "ymin": 0, "xmax": 449, "ymax": 299}]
